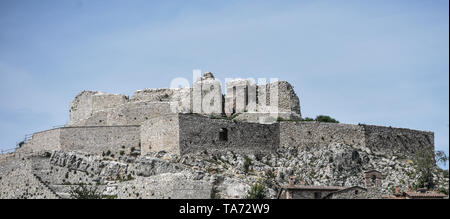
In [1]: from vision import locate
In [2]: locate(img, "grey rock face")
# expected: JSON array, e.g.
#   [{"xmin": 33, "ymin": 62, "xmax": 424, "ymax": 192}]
[
  {"xmin": 2, "ymin": 141, "xmax": 448, "ymax": 199},
  {"xmin": 135, "ymin": 156, "xmax": 185, "ymax": 177}
]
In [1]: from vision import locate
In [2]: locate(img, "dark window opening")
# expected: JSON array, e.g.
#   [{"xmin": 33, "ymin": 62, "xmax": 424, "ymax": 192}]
[
  {"xmin": 244, "ymin": 86, "xmax": 248, "ymax": 107},
  {"xmin": 219, "ymin": 128, "xmax": 228, "ymax": 141},
  {"xmin": 314, "ymin": 192, "xmax": 322, "ymax": 199},
  {"xmin": 371, "ymin": 175, "xmax": 376, "ymax": 184},
  {"xmin": 351, "ymin": 151, "xmax": 359, "ymax": 160},
  {"xmin": 255, "ymin": 87, "xmax": 259, "ymax": 105},
  {"xmin": 232, "ymin": 86, "xmax": 237, "ymax": 114}
]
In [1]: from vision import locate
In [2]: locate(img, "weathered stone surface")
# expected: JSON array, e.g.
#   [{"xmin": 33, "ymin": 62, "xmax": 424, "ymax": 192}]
[
  {"xmin": 69, "ymin": 91, "xmax": 128, "ymax": 126},
  {"xmin": 0, "ymin": 157, "xmax": 59, "ymax": 199},
  {"xmin": 2, "ymin": 142, "xmax": 448, "ymax": 199},
  {"xmin": 141, "ymin": 113, "xmax": 280, "ymax": 156},
  {"xmin": 135, "ymin": 156, "xmax": 185, "ymax": 177},
  {"xmin": 19, "ymin": 126, "xmax": 140, "ymax": 157},
  {"xmin": 116, "ymin": 171, "xmax": 212, "ymax": 199},
  {"xmin": 225, "ymin": 79, "xmax": 301, "ymax": 122},
  {"xmin": 279, "ymin": 122, "xmax": 434, "ymax": 160}
]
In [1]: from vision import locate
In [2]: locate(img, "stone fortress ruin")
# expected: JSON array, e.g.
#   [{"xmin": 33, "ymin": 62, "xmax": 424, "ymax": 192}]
[
  {"xmin": 17, "ymin": 72, "xmax": 434, "ymax": 160},
  {"xmin": 2, "ymin": 71, "xmax": 446, "ymax": 199}
]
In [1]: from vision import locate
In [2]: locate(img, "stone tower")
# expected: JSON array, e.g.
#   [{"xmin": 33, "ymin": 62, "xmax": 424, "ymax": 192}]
[
  {"xmin": 192, "ymin": 72, "xmax": 223, "ymax": 115},
  {"xmin": 224, "ymin": 79, "xmax": 301, "ymax": 123}
]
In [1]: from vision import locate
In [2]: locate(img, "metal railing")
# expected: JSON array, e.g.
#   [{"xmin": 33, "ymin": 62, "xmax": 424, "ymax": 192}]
[
  {"xmin": 0, "ymin": 147, "xmax": 16, "ymax": 154},
  {"xmin": 0, "ymin": 133, "xmax": 35, "ymax": 154},
  {"xmin": 52, "ymin": 125, "xmax": 66, "ymax": 129},
  {"xmin": 1, "ymin": 124, "xmax": 65, "ymax": 155},
  {"xmin": 24, "ymin": 134, "xmax": 33, "ymax": 143}
]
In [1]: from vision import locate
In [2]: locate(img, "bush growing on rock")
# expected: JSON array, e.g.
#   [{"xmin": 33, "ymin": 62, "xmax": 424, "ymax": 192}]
[
  {"xmin": 69, "ymin": 184, "xmax": 105, "ymax": 199},
  {"xmin": 245, "ymin": 183, "xmax": 266, "ymax": 199},
  {"xmin": 301, "ymin": 117, "xmax": 315, "ymax": 122},
  {"xmin": 315, "ymin": 115, "xmax": 339, "ymax": 123},
  {"xmin": 243, "ymin": 156, "xmax": 252, "ymax": 173}
]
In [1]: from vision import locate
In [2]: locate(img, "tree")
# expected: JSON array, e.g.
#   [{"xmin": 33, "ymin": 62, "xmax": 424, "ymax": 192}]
[{"xmin": 413, "ymin": 148, "xmax": 449, "ymax": 190}]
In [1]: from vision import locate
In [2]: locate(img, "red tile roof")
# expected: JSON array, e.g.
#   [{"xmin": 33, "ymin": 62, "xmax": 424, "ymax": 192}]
[
  {"xmin": 282, "ymin": 185, "xmax": 346, "ymax": 191},
  {"xmin": 404, "ymin": 191, "xmax": 447, "ymax": 198}
]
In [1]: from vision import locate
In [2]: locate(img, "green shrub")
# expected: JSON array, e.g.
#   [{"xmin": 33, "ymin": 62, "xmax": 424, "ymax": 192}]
[
  {"xmin": 18, "ymin": 141, "xmax": 25, "ymax": 148},
  {"xmin": 266, "ymin": 169, "xmax": 276, "ymax": 179},
  {"xmin": 315, "ymin": 115, "xmax": 339, "ymax": 123},
  {"xmin": 127, "ymin": 174, "xmax": 134, "ymax": 181},
  {"xmin": 443, "ymin": 170, "xmax": 449, "ymax": 178},
  {"xmin": 243, "ymin": 156, "xmax": 252, "ymax": 173},
  {"xmin": 69, "ymin": 184, "xmax": 104, "ymax": 199},
  {"xmin": 210, "ymin": 187, "xmax": 221, "ymax": 199},
  {"xmin": 439, "ymin": 187, "xmax": 449, "ymax": 195},
  {"xmin": 103, "ymin": 195, "xmax": 118, "ymax": 199},
  {"xmin": 245, "ymin": 183, "xmax": 266, "ymax": 199}
]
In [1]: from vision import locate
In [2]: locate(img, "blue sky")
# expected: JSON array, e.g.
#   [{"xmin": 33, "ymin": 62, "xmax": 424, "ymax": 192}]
[{"xmin": 0, "ymin": 0, "xmax": 448, "ymax": 167}]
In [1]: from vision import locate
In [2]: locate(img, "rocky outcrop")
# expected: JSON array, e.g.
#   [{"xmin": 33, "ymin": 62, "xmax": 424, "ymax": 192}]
[
  {"xmin": 1, "ymin": 141, "xmax": 448, "ymax": 199},
  {"xmin": 0, "ymin": 158, "xmax": 59, "ymax": 199}
]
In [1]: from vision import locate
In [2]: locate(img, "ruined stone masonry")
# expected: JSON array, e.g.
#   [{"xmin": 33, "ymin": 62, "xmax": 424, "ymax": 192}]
[{"xmin": 0, "ymin": 72, "xmax": 447, "ymax": 199}]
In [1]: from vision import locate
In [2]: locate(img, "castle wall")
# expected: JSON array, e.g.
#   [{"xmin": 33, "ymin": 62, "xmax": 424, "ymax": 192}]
[
  {"xmin": 140, "ymin": 114, "xmax": 180, "ymax": 155},
  {"xmin": 59, "ymin": 126, "xmax": 140, "ymax": 157},
  {"xmin": 19, "ymin": 129, "xmax": 62, "ymax": 154},
  {"xmin": 70, "ymin": 101, "xmax": 173, "ymax": 127},
  {"xmin": 130, "ymin": 88, "xmax": 193, "ymax": 113},
  {"xmin": 82, "ymin": 111, "xmax": 108, "ymax": 126},
  {"xmin": 279, "ymin": 122, "xmax": 434, "ymax": 159},
  {"xmin": 69, "ymin": 91, "xmax": 128, "ymax": 125},
  {"xmin": 18, "ymin": 126, "xmax": 140, "ymax": 157},
  {"xmin": 106, "ymin": 101, "xmax": 173, "ymax": 126},
  {"xmin": 361, "ymin": 125, "xmax": 434, "ymax": 158},
  {"xmin": 178, "ymin": 114, "xmax": 279, "ymax": 155},
  {"xmin": 92, "ymin": 94, "xmax": 128, "ymax": 113},
  {"xmin": 279, "ymin": 122, "xmax": 366, "ymax": 149},
  {"xmin": 69, "ymin": 91, "xmax": 97, "ymax": 126},
  {"xmin": 140, "ymin": 114, "xmax": 280, "ymax": 156}
]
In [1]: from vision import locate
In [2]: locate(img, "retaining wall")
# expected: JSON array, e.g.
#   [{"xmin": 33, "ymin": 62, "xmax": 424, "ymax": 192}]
[{"xmin": 19, "ymin": 126, "xmax": 140, "ymax": 157}]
